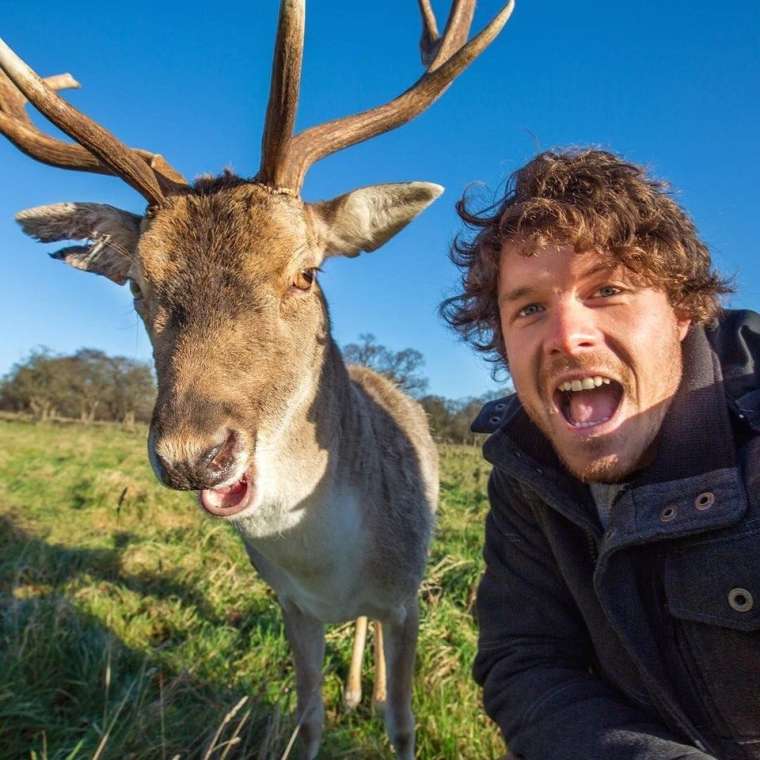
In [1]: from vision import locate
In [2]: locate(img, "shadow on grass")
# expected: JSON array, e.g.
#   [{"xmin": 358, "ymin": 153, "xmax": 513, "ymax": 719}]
[{"xmin": 0, "ymin": 516, "xmax": 390, "ymax": 759}]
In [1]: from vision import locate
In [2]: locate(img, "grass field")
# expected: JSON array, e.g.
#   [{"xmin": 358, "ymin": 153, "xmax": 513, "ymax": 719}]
[{"xmin": 0, "ymin": 418, "xmax": 501, "ymax": 759}]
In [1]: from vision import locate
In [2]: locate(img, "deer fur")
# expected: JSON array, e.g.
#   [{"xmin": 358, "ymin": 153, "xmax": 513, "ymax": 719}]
[{"xmin": 17, "ymin": 176, "xmax": 440, "ymax": 758}]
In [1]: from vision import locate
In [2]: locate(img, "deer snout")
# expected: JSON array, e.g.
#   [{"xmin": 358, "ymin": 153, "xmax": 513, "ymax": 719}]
[{"xmin": 149, "ymin": 427, "xmax": 246, "ymax": 490}]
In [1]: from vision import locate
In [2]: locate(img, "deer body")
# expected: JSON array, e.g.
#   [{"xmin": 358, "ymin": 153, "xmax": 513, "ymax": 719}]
[
  {"xmin": 233, "ymin": 303, "xmax": 439, "ymax": 760},
  {"xmin": 1, "ymin": 2, "xmax": 514, "ymax": 756},
  {"xmin": 238, "ymin": 361, "xmax": 438, "ymax": 626}
]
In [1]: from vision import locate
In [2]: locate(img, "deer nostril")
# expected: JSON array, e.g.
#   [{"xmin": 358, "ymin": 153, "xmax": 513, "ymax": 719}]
[
  {"xmin": 200, "ymin": 440, "xmax": 224, "ymax": 468},
  {"xmin": 200, "ymin": 429, "xmax": 239, "ymax": 472}
]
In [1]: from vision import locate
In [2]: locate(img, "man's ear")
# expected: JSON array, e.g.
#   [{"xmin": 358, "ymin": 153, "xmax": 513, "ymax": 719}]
[
  {"xmin": 673, "ymin": 306, "xmax": 692, "ymax": 342},
  {"xmin": 16, "ymin": 202, "xmax": 142, "ymax": 285},
  {"xmin": 307, "ymin": 181, "xmax": 443, "ymax": 257}
]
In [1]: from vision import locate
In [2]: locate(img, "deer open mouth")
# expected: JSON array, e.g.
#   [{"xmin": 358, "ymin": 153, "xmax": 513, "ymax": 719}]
[
  {"xmin": 553, "ymin": 375, "xmax": 624, "ymax": 432},
  {"xmin": 198, "ymin": 469, "xmax": 255, "ymax": 518}
]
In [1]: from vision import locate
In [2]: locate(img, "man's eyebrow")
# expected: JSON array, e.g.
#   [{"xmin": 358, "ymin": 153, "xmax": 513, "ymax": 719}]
[
  {"xmin": 579, "ymin": 261, "xmax": 617, "ymax": 280},
  {"xmin": 499, "ymin": 285, "xmax": 537, "ymax": 305},
  {"xmin": 499, "ymin": 260, "xmax": 619, "ymax": 305}
]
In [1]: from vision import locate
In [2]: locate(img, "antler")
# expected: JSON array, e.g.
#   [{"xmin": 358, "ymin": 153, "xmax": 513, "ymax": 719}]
[
  {"xmin": 418, "ymin": 0, "xmax": 476, "ymax": 69},
  {"xmin": 258, "ymin": 0, "xmax": 305, "ymax": 187},
  {"xmin": 0, "ymin": 38, "xmax": 187, "ymax": 206},
  {"xmin": 258, "ymin": 0, "xmax": 515, "ymax": 193}
]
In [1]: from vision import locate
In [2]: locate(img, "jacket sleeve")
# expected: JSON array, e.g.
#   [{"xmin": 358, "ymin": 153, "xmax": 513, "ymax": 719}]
[{"xmin": 473, "ymin": 468, "xmax": 715, "ymax": 760}]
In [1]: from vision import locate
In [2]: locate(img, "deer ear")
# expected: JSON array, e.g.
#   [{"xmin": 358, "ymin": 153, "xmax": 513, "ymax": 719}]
[
  {"xmin": 16, "ymin": 202, "xmax": 142, "ymax": 285},
  {"xmin": 307, "ymin": 182, "xmax": 443, "ymax": 257}
]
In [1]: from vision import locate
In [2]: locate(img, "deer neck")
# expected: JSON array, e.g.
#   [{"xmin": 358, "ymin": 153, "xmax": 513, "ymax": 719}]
[{"xmin": 238, "ymin": 326, "xmax": 357, "ymax": 538}]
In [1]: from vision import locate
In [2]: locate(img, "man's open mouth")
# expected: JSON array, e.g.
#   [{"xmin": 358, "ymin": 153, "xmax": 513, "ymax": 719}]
[
  {"xmin": 553, "ymin": 375, "xmax": 624, "ymax": 430},
  {"xmin": 198, "ymin": 469, "xmax": 255, "ymax": 518}
]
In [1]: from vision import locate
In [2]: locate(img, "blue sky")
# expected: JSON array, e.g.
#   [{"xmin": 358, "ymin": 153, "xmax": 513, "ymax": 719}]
[{"xmin": 1, "ymin": 0, "xmax": 758, "ymax": 399}]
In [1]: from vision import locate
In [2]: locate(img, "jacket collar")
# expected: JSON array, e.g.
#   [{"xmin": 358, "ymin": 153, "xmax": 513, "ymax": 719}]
[
  {"xmin": 636, "ymin": 323, "xmax": 734, "ymax": 485},
  {"xmin": 705, "ymin": 309, "xmax": 760, "ymax": 432}
]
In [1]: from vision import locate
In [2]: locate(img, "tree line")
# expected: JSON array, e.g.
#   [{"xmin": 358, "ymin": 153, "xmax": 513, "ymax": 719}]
[
  {"xmin": 1, "ymin": 337, "xmax": 509, "ymax": 443},
  {"xmin": 0, "ymin": 348, "xmax": 156, "ymax": 426}
]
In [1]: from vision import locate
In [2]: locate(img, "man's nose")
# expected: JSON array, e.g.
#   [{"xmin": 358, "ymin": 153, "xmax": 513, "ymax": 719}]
[
  {"xmin": 544, "ymin": 298, "xmax": 600, "ymax": 357},
  {"xmin": 150, "ymin": 427, "xmax": 242, "ymax": 490}
]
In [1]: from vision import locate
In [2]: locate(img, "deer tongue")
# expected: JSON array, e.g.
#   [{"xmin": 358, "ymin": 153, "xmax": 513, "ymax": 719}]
[{"xmin": 568, "ymin": 386, "xmax": 619, "ymax": 425}]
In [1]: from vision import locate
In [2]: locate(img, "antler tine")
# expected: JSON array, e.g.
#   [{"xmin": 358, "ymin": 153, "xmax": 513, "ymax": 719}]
[
  {"xmin": 1, "ymin": 69, "xmax": 79, "ymax": 120},
  {"xmin": 418, "ymin": 0, "xmax": 441, "ymax": 67},
  {"xmin": 274, "ymin": 0, "xmax": 515, "ymax": 192},
  {"xmin": 0, "ymin": 38, "xmax": 186, "ymax": 205},
  {"xmin": 0, "ymin": 69, "xmax": 185, "ymax": 189},
  {"xmin": 258, "ymin": 0, "xmax": 306, "ymax": 186},
  {"xmin": 426, "ymin": 0, "xmax": 477, "ymax": 71},
  {"xmin": 0, "ymin": 69, "xmax": 109, "ymax": 174}
]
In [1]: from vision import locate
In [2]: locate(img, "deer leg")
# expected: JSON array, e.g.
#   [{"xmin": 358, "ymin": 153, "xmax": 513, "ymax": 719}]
[
  {"xmin": 280, "ymin": 600, "xmax": 326, "ymax": 760},
  {"xmin": 344, "ymin": 615, "xmax": 368, "ymax": 710},
  {"xmin": 371, "ymin": 619, "xmax": 387, "ymax": 715},
  {"xmin": 380, "ymin": 600, "xmax": 419, "ymax": 760}
]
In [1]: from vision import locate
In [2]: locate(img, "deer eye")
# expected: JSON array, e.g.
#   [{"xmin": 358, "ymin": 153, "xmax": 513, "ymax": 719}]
[
  {"xmin": 128, "ymin": 279, "xmax": 143, "ymax": 300},
  {"xmin": 292, "ymin": 268, "xmax": 318, "ymax": 291}
]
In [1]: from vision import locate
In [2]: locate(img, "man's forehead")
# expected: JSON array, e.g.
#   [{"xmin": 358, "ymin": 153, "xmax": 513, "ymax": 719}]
[{"xmin": 498, "ymin": 243, "xmax": 621, "ymax": 296}]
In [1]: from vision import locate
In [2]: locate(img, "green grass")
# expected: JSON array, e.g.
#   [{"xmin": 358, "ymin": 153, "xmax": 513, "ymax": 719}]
[{"xmin": 0, "ymin": 418, "xmax": 501, "ymax": 759}]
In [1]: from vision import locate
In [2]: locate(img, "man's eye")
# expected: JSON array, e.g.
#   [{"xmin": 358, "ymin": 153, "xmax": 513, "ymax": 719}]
[
  {"xmin": 518, "ymin": 303, "xmax": 543, "ymax": 318},
  {"xmin": 595, "ymin": 285, "xmax": 621, "ymax": 298}
]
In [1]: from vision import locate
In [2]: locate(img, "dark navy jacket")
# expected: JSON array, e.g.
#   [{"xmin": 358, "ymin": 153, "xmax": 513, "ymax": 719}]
[{"xmin": 471, "ymin": 310, "xmax": 760, "ymax": 760}]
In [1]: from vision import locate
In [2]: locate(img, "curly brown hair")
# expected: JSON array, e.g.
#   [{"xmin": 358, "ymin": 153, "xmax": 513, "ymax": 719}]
[{"xmin": 440, "ymin": 148, "xmax": 732, "ymax": 368}]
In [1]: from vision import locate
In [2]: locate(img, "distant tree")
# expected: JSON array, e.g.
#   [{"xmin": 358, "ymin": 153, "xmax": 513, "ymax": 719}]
[
  {"xmin": 0, "ymin": 347, "xmax": 156, "ymax": 423},
  {"xmin": 448, "ymin": 397, "xmax": 486, "ymax": 445},
  {"xmin": 102, "ymin": 355, "xmax": 156, "ymax": 424},
  {"xmin": 343, "ymin": 333, "xmax": 429, "ymax": 397},
  {"xmin": 0, "ymin": 347, "xmax": 63, "ymax": 420},
  {"xmin": 419, "ymin": 389, "xmax": 511, "ymax": 444},
  {"xmin": 418, "ymin": 395, "xmax": 450, "ymax": 438},
  {"xmin": 62, "ymin": 349, "xmax": 112, "ymax": 422}
]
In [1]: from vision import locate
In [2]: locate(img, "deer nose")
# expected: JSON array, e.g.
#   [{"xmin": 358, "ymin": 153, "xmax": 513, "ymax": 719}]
[{"xmin": 151, "ymin": 428, "xmax": 242, "ymax": 490}]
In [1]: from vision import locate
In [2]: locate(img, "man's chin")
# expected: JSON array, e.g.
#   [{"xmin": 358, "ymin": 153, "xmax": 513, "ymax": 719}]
[
  {"xmin": 551, "ymin": 422, "xmax": 662, "ymax": 483},
  {"xmin": 555, "ymin": 434, "xmax": 655, "ymax": 483},
  {"xmin": 544, "ymin": 422, "xmax": 630, "ymax": 483},
  {"xmin": 562, "ymin": 453, "xmax": 628, "ymax": 484}
]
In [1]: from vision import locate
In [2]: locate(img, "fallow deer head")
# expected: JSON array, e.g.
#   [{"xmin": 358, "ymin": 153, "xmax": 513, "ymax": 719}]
[{"xmin": 1, "ymin": 1, "xmax": 514, "ymax": 509}]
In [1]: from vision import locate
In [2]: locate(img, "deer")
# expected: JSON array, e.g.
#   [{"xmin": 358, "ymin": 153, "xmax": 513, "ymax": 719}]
[{"xmin": 0, "ymin": 2, "xmax": 513, "ymax": 756}]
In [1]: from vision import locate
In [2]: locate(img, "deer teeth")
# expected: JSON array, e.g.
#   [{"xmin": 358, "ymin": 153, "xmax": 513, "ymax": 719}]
[{"xmin": 557, "ymin": 375, "xmax": 611, "ymax": 392}]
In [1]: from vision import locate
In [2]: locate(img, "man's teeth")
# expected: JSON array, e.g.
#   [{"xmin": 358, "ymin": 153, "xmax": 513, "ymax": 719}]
[
  {"xmin": 558, "ymin": 376, "xmax": 611, "ymax": 392},
  {"xmin": 571, "ymin": 416, "xmax": 612, "ymax": 429}
]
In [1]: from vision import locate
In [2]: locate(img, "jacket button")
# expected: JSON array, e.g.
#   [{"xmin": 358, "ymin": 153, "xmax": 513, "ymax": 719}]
[
  {"xmin": 728, "ymin": 588, "xmax": 754, "ymax": 613},
  {"xmin": 495, "ymin": 403, "xmax": 506, "ymax": 411},
  {"xmin": 660, "ymin": 505, "xmax": 678, "ymax": 523},
  {"xmin": 694, "ymin": 491, "xmax": 715, "ymax": 511},
  {"xmin": 489, "ymin": 415, "xmax": 501, "ymax": 425}
]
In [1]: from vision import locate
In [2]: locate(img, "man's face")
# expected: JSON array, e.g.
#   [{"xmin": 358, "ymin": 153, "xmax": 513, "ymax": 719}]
[{"xmin": 498, "ymin": 242, "xmax": 691, "ymax": 483}]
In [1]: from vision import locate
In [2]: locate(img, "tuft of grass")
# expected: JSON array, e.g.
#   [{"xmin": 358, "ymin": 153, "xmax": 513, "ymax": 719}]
[{"xmin": 0, "ymin": 419, "xmax": 502, "ymax": 759}]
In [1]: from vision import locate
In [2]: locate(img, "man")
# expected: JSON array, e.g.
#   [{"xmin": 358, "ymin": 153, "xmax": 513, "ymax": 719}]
[{"xmin": 443, "ymin": 149, "xmax": 760, "ymax": 759}]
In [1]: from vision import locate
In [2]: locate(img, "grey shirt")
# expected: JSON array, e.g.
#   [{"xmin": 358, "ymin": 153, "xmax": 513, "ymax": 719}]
[{"xmin": 589, "ymin": 482, "xmax": 627, "ymax": 529}]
